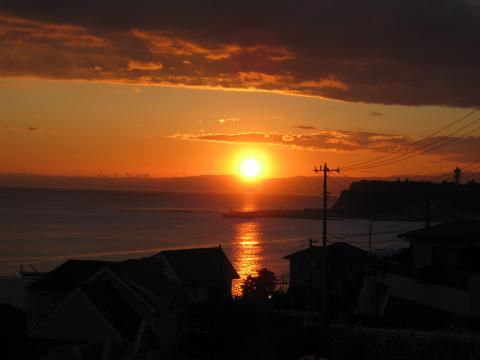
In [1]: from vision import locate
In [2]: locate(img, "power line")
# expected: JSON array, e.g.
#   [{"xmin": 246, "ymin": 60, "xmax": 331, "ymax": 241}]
[
  {"xmin": 327, "ymin": 234, "xmax": 406, "ymax": 252},
  {"xmin": 327, "ymin": 223, "xmax": 423, "ymax": 238},
  {"xmin": 347, "ymin": 116, "xmax": 480, "ymax": 170},
  {"xmin": 331, "ymin": 172, "xmax": 353, "ymax": 185},
  {"xmin": 328, "ymin": 175, "xmax": 350, "ymax": 190},
  {"xmin": 347, "ymin": 119, "xmax": 480, "ymax": 171},
  {"xmin": 427, "ymin": 161, "xmax": 480, "ymax": 183},
  {"xmin": 342, "ymin": 107, "xmax": 479, "ymax": 170},
  {"xmin": 334, "ymin": 171, "xmax": 359, "ymax": 184},
  {"xmin": 461, "ymin": 163, "xmax": 480, "ymax": 179},
  {"xmin": 461, "ymin": 169, "xmax": 480, "ymax": 182},
  {"xmin": 328, "ymin": 234, "xmax": 405, "ymax": 245},
  {"xmin": 428, "ymin": 170, "xmax": 456, "ymax": 183}
]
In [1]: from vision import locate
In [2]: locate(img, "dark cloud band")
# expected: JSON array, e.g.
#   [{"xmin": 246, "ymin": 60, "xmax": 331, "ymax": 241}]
[{"xmin": 1, "ymin": 1, "xmax": 480, "ymax": 107}]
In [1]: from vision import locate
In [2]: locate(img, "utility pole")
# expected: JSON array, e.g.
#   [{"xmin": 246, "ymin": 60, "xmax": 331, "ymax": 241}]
[
  {"xmin": 314, "ymin": 163, "xmax": 340, "ymax": 321},
  {"xmin": 425, "ymin": 184, "xmax": 431, "ymax": 228},
  {"xmin": 307, "ymin": 237, "xmax": 317, "ymax": 311},
  {"xmin": 368, "ymin": 219, "xmax": 373, "ymax": 253}
]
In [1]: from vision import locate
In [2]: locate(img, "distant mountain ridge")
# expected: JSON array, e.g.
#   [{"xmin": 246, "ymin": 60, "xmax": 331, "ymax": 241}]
[
  {"xmin": 0, "ymin": 173, "xmax": 337, "ymax": 195},
  {"xmin": 0, "ymin": 173, "xmax": 474, "ymax": 201}
]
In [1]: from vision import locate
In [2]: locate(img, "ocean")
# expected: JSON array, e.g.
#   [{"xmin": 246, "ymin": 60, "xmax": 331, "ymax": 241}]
[{"xmin": 0, "ymin": 187, "xmax": 421, "ymax": 294}]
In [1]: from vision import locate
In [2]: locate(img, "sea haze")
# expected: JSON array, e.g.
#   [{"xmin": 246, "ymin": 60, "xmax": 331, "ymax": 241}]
[{"xmin": 0, "ymin": 187, "xmax": 420, "ymax": 293}]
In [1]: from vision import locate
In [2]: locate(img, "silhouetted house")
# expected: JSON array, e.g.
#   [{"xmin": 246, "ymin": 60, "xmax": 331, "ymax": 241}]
[
  {"xmin": 27, "ymin": 260, "xmax": 111, "ymax": 329},
  {"xmin": 26, "ymin": 257, "xmax": 190, "ymax": 353},
  {"xmin": 155, "ymin": 246, "xmax": 240, "ymax": 303},
  {"xmin": 403, "ymin": 220, "xmax": 480, "ymax": 278},
  {"xmin": 26, "ymin": 247, "xmax": 240, "ymax": 356},
  {"xmin": 376, "ymin": 220, "xmax": 480, "ymax": 322},
  {"xmin": 284, "ymin": 242, "xmax": 379, "ymax": 313},
  {"xmin": 29, "ymin": 269, "xmax": 151, "ymax": 345}
]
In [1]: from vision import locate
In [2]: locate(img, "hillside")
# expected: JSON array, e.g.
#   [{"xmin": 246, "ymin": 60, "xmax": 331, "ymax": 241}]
[{"xmin": 333, "ymin": 180, "xmax": 480, "ymax": 220}]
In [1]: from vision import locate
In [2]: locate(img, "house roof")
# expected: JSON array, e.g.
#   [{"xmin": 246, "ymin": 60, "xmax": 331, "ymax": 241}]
[
  {"xmin": 29, "ymin": 275, "xmax": 149, "ymax": 344},
  {"xmin": 27, "ymin": 257, "xmax": 187, "ymax": 299},
  {"xmin": 27, "ymin": 260, "xmax": 112, "ymax": 292},
  {"xmin": 113, "ymin": 257, "xmax": 186, "ymax": 298},
  {"xmin": 28, "ymin": 247, "xmax": 239, "ymax": 295},
  {"xmin": 159, "ymin": 246, "xmax": 240, "ymax": 286},
  {"xmin": 399, "ymin": 220, "xmax": 480, "ymax": 243},
  {"xmin": 81, "ymin": 279, "xmax": 144, "ymax": 343},
  {"xmin": 284, "ymin": 242, "xmax": 379, "ymax": 265}
]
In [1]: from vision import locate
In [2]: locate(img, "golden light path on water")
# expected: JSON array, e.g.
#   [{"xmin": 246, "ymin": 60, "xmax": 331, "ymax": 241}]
[{"xmin": 231, "ymin": 221, "xmax": 264, "ymax": 297}]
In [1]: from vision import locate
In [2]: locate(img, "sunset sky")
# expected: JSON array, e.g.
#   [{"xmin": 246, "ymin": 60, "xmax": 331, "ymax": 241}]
[{"xmin": 1, "ymin": 1, "xmax": 480, "ymax": 179}]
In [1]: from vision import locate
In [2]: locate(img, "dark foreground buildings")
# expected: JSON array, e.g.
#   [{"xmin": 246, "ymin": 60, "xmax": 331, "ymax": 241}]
[
  {"xmin": 284, "ymin": 242, "xmax": 379, "ymax": 316},
  {"xmin": 3, "ymin": 246, "xmax": 240, "ymax": 359},
  {"xmin": 4, "ymin": 222, "xmax": 480, "ymax": 359},
  {"xmin": 283, "ymin": 220, "xmax": 480, "ymax": 329}
]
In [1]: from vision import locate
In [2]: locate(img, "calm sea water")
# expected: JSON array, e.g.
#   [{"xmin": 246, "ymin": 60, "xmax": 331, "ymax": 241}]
[{"xmin": 0, "ymin": 187, "xmax": 421, "ymax": 294}]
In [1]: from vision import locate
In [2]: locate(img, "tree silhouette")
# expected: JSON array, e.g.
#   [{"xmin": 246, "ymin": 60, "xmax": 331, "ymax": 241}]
[{"xmin": 241, "ymin": 268, "xmax": 276, "ymax": 302}]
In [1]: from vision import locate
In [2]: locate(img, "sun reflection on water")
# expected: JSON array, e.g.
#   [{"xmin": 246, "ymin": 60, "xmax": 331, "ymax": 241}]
[{"xmin": 231, "ymin": 221, "xmax": 263, "ymax": 297}]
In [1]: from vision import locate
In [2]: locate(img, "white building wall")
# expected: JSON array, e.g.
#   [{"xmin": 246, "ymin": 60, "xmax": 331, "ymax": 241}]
[
  {"xmin": 384, "ymin": 273, "xmax": 470, "ymax": 317},
  {"xmin": 412, "ymin": 241, "xmax": 471, "ymax": 275}
]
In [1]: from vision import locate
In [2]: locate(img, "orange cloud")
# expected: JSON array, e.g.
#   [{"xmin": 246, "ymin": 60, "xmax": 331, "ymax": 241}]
[
  {"xmin": 0, "ymin": 14, "xmax": 107, "ymax": 48},
  {"xmin": 1, "ymin": 0, "xmax": 480, "ymax": 107},
  {"xmin": 299, "ymin": 77, "xmax": 349, "ymax": 90},
  {"xmin": 168, "ymin": 130, "xmax": 480, "ymax": 161},
  {"xmin": 168, "ymin": 130, "xmax": 409, "ymax": 152},
  {"xmin": 127, "ymin": 60, "xmax": 163, "ymax": 71}
]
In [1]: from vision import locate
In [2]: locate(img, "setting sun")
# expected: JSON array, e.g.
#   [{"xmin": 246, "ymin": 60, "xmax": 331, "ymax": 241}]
[{"xmin": 240, "ymin": 158, "xmax": 261, "ymax": 179}]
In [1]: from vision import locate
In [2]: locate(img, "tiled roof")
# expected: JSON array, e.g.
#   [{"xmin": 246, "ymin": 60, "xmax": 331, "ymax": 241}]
[{"xmin": 159, "ymin": 246, "xmax": 240, "ymax": 285}]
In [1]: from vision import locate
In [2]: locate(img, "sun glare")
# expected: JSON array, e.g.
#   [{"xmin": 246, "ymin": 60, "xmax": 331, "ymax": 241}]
[{"xmin": 240, "ymin": 158, "xmax": 261, "ymax": 179}]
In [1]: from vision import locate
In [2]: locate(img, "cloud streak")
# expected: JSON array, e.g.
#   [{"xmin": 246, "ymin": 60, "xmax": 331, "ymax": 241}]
[
  {"xmin": 169, "ymin": 130, "xmax": 480, "ymax": 161},
  {"xmin": 169, "ymin": 130, "xmax": 410, "ymax": 152},
  {"xmin": 1, "ymin": 1, "xmax": 480, "ymax": 106},
  {"xmin": 1, "ymin": 124, "xmax": 40, "ymax": 131}
]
